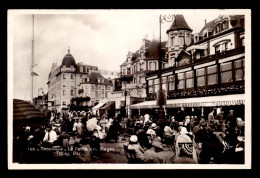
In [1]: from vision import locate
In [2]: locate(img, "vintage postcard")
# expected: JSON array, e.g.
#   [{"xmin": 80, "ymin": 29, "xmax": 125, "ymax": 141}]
[{"xmin": 8, "ymin": 9, "xmax": 251, "ymax": 169}]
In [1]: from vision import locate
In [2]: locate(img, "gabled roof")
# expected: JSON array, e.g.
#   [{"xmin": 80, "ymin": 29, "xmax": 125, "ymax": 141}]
[
  {"xmin": 167, "ymin": 15, "xmax": 192, "ymax": 33},
  {"xmin": 82, "ymin": 72, "xmax": 113, "ymax": 86},
  {"xmin": 200, "ymin": 19, "xmax": 215, "ymax": 33},
  {"xmin": 175, "ymin": 50, "xmax": 192, "ymax": 67}
]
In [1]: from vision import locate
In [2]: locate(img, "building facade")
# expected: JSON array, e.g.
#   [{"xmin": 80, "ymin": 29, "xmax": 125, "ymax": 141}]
[
  {"xmin": 130, "ymin": 14, "xmax": 245, "ymax": 119},
  {"xmin": 47, "ymin": 49, "xmax": 116, "ymax": 111},
  {"xmin": 118, "ymin": 36, "xmax": 168, "ymax": 116}
]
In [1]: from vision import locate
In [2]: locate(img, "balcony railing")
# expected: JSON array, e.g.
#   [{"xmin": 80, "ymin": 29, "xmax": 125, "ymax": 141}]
[{"xmin": 146, "ymin": 84, "xmax": 245, "ymax": 101}]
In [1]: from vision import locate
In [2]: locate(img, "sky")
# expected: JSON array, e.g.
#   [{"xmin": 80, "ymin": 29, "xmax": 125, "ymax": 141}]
[{"xmin": 9, "ymin": 9, "xmax": 244, "ymax": 101}]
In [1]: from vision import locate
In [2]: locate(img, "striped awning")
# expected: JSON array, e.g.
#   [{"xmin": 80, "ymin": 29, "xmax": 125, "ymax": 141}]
[
  {"xmin": 130, "ymin": 94, "xmax": 245, "ymax": 109},
  {"xmin": 13, "ymin": 99, "xmax": 47, "ymax": 121}
]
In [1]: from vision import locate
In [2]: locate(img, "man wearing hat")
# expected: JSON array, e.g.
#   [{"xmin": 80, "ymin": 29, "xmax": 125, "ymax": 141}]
[{"xmin": 143, "ymin": 137, "xmax": 164, "ymax": 163}]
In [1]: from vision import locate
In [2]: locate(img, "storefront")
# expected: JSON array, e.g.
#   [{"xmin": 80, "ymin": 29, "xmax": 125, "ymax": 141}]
[{"xmin": 130, "ymin": 93, "xmax": 245, "ymax": 120}]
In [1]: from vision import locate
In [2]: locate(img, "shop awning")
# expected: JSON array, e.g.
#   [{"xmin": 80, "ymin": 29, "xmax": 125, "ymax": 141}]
[
  {"xmin": 92, "ymin": 102, "xmax": 105, "ymax": 113},
  {"xmin": 130, "ymin": 100, "xmax": 159, "ymax": 109},
  {"xmin": 92, "ymin": 102, "xmax": 106, "ymax": 109},
  {"xmin": 100, "ymin": 101, "xmax": 115, "ymax": 110},
  {"xmin": 130, "ymin": 94, "xmax": 245, "ymax": 109}
]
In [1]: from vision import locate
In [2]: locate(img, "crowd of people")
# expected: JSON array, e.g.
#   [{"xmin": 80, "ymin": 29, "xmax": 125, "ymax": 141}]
[
  {"xmin": 13, "ymin": 107, "xmax": 245, "ymax": 164},
  {"xmin": 13, "ymin": 109, "xmax": 123, "ymax": 163},
  {"xmin": 124, "ymin": 108, "xmax": 245, "ymax": 164}
]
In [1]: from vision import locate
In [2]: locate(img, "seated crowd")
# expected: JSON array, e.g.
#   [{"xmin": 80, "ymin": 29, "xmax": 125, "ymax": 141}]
[{"xmin": 123, "ymin": 110, "xmax": 245, "ymax": 164}]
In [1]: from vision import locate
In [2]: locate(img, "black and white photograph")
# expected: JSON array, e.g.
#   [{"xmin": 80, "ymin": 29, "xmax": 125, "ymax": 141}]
[{"xmin": 7, "ymin": 9, "xmax": 251, "ymax": 169}]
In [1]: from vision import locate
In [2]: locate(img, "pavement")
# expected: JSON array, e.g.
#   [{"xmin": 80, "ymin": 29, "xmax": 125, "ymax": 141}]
[{"xmin": 89, "ymin": 135, "xmax": 176, "ymax": 163}]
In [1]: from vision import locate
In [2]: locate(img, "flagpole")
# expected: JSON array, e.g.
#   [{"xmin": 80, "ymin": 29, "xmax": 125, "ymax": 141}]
[{"xmin": 31, "ymin": 14, "xmax": 34, "ymax": 103}]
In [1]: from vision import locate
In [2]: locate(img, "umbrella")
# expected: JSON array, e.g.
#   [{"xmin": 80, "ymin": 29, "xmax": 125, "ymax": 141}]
[
  {"xmin": 86, "ymin": 117, "xmax": 98, "ymax": 132},
  {"xmin": 13, "ymin": 99, "xmax": 47, "ymax": 121}
]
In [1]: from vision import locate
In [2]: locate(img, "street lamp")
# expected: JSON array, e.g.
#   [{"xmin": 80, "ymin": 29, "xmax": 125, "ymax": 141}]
[
  {"xmin": 157, "ymin": 14, "xmax": 175, "ymax": 125},
  {"xmin": 123, "ymin": 81, "xmax": 128, "ymax": 118},
  {"xmin": 37, "ymin": 88, "xmax": 43, "ymax": 106},
  {"xmin": 52, "ymin": 94, "xmax": 56, "ymax": 111}
]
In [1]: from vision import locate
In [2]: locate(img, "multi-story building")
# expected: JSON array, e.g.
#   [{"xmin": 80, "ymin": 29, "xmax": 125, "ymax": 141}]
[
  {"xmin": 118, "ymin": 35, "xmax": 168, "ymax": 116},
  {"xmin": 47, "ymin": 48, "xmax": 116, "ymax": 111},
  {"xmin": 130, "ymin": 14, "xmax": 245, "ymax": 120},
  {"xmin": 78, "ymin": 71, "xmax": 113, "ymax": 106}
]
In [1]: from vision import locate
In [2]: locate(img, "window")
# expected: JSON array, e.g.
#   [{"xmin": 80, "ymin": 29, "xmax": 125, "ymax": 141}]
[
  {"xmin": 80, "ymin": 75, "xmax": 83, "ymax": 78},
  {"xmin": 222, "ymin": 21, "xmax": 228, "ymax": 30},
  {"xmin": 63, "ymin": 102, "xmax": 66, "ymax": 105},
  {"xmin": 80, "ymin": 66, "xmax": 83, "ymax": 72},
  {"xmin": 134, "ymin": 65, "xmax": 136, "ymax": 72},
  {"xmin": 177, "ymin": 73, "xmax": 185, "ymax": 89},
  {"xmin": 63, "ymin": 90, "xmax": 66, "ymax": 96},
  {"xmin": 221, "ymin": 62, "xmax": 233, "ymax": 83},
  {"xmin": 215, "ymin": 45, "xmax": 221, "ymax": 54},
  {"xmin": 86, "ymin": 67, "xmax": 89, "ymax": 73},
  {"xmin": 234, "ymin": 59, "xmax": 244, "ymax": 81},
  {"xmin": 207, "ymin": 65, "xmax": 218, "ymax": 85},
  {"xmin": 92, "ymin": 85, "xmax": 95, "ymax": 90},
  {"xmin": 101, "ymin": 89, "xmax": 105, "ymax": 98},
  {"xmin": 196, "ymin": 68, "xmax": 206, "ymax": 87},
  {"xmin": 63, "ymin": 82, "xmax": 66, "ymax": 87},
  {"xmin": 71, "ymin": 90, "xmax": 74, "ymax": 96},
  {"xmin": 162, "ymin": 76, "xmax": 167, "ymax": 91},
  {"xmin": 127, "ymin": 68, "xmax": 131, "ymax": 74},
  {"xmin": 63, "ymin": 74, "xmax": 66, "ymax": 79},
  {"xmin": 149, "ymin": 62, "xmax": 156, "ymax": 71},
  {"xmin": 224, "ymin": 43, "xmax": 228, "ymax": 51},
  {"xmin": 71, "ymin": 74, "xmax": 74, "ymax": 79},
  {"xmin": 154, "ymin": 79, "xmax": 159, "ymax": 93},
  {"xmin": 168, "ymin": 76, "xmax": 175, "ymax": 91},
  {"xmin": 185, "ymin": 71, "xmax": 194, "ymax": 89},
  {"xmin": 148, "ymin": 80, "xmax": 154, "ymax": 93},
  {"xmin": 216, "ymin": 25, "xmax": 221, "ymax": 33},
  {"xmin": 122, "ymin": 69, "xmax": 126, "ymax": 75}
]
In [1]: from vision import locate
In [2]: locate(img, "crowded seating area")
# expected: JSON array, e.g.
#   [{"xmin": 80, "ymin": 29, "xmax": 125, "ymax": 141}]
[{"xmin": 13, "ymin": 108, "xmax": 245, "ymax": 164}]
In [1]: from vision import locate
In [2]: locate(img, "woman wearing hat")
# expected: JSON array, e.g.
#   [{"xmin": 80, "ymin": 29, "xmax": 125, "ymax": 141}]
[
  {"xmin": 127, "ymin": 135, "xmax": 145, "ymax": 162},
  {"xmin": 175, "ymin": 127, "xmax": 198, "ymax": 163}
]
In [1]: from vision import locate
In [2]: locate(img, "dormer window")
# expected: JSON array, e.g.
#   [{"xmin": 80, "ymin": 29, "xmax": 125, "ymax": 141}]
[
  {"xmin": 216, "ymin": 24, "xmax": 221, "ymax": 33},
  {"xmin": 222, "ymin": 20, "xmax": 229, "ymax": 30}
]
